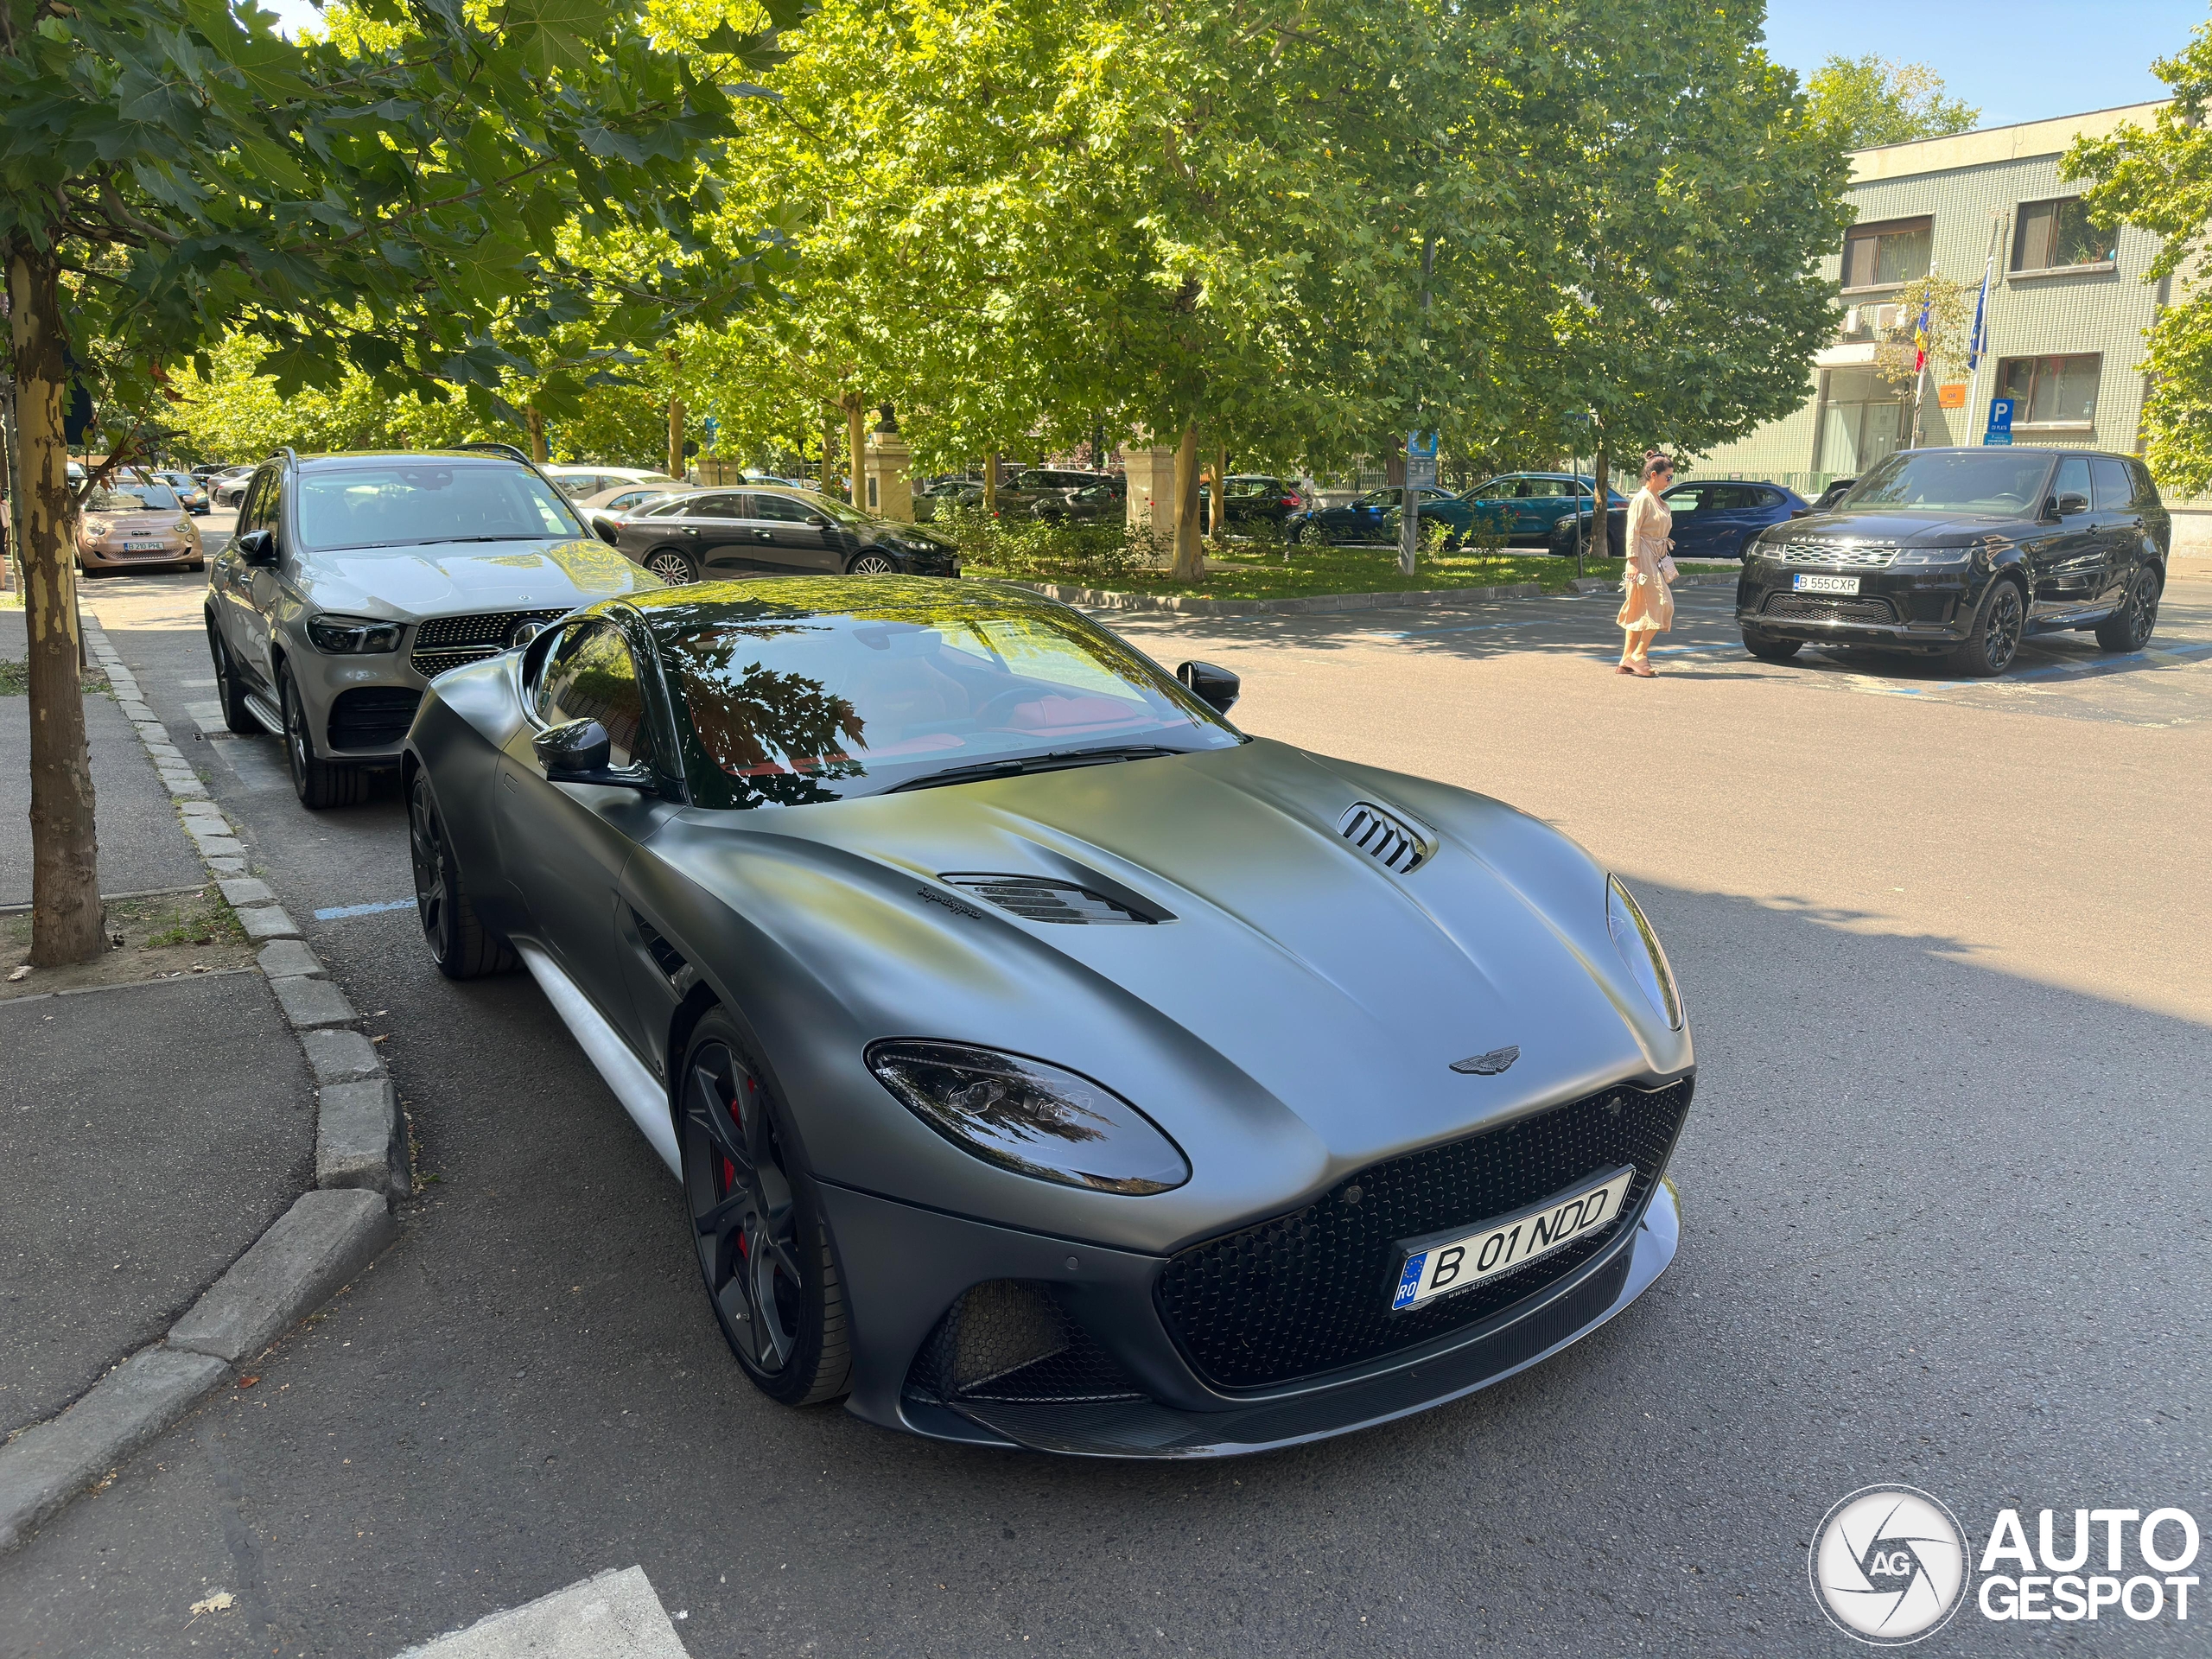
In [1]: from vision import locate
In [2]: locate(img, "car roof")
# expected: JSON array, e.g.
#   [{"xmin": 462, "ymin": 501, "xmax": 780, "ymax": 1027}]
[{"xmin": 290, "ymin": 449, "xmax": 542, "ymax": 467}]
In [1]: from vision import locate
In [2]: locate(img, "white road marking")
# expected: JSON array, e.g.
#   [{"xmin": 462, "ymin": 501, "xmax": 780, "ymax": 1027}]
[{"xmin": 393, "ymin": 1567, "xmax": 690, "ymax": 1658}]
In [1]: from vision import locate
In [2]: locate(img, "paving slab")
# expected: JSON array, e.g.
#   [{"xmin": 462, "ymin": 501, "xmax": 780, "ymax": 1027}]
[
  {"xmin": 0, "ymin": 974, "xmax": 313, "ymax": 1437},
  {"xmin": 0, "ymin": 621, "xmax": 207, "ymax": 908}
]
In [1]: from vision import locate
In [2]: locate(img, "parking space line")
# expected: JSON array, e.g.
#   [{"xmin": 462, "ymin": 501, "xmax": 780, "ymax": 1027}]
[{"xmin": 314, "ymin": 899, "xmax": 416, "ymax": 921}]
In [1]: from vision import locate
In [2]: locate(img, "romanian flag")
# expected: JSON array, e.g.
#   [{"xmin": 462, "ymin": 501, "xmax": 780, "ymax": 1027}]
[{"xmin": 1912, "ymin": 289, "xmax": 1933, "ymax": 373}]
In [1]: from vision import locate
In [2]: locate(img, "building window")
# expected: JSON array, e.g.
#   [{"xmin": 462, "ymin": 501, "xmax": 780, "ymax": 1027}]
[
  {"xmin": 1841, "ymin": 217, "xmax": 1933, "ymax": 290},
  {"xmin": 1816, "ymin": 366, "xmax": 1909, "ymax": 474},
  {"xmin": 1996, "ymin": 354, "xmax": 2101, "ymax": 426},
  {"xmin": 2011, "ymin": 198, "xmax": 2117, "ymax": 272}
]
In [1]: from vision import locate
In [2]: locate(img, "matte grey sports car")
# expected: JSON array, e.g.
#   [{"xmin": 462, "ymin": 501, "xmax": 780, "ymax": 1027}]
[{"xmin": 403, "ymin": 577, "xmax": 1694, "ymax": 1457}]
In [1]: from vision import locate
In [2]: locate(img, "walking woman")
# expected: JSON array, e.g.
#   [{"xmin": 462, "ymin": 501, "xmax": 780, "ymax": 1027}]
[{"xmin": 1617, "ymin": 451, "xmax": 1677, "ymax": 677}]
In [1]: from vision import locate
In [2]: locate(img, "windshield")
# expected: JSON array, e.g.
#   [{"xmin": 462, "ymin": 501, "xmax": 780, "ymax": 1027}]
[
  {"xmin": 652, "ymin": 590, "xmax": 1240, "ymax": 810},
  {"xmin": 89, "ymin": 485, "xmax": 181, "ymax": 512},
  {"xmin": 296, "ymin": 461, "xmax": 584, "ymax": 551},
  {"xmin": 1844, "ymin": 452, "xmax": 2054, "ymax": 513}
]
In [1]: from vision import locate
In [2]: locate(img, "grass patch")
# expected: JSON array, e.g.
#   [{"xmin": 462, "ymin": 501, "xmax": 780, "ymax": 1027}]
[
  {"xmin": 967, "ymin": 543, "xmax": 1597, "ymax": 601},
  {"xmin": 3, "ymin": 887, "xmax": 256, "ymax": 999},
  {"xmin": 140, "ymin": 890, "xmax": 248, "ymax": 949},
  {"xmin": 0, "ymin": 657, "xmax": 115, "ymax": 696}
]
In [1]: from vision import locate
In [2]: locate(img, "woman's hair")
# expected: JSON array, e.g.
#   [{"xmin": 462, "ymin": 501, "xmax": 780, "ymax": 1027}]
[{"xmin": 1642, "ymin": 451, "xmax": 1675, "ymax": 480}]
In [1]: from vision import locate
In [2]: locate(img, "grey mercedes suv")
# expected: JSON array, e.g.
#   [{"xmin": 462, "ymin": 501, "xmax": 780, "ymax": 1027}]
[{"xmin": 206, "ymin": 446, "xmax": 662, "ymax": 807}]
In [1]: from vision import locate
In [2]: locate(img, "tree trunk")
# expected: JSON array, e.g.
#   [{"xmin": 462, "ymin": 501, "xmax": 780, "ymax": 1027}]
[
  {"xmin": 666, "ymin": 396, "xmax": 686, "ymax": 480},
  {"xmin": 524, "ymin": 406, "xmax": 548, "ymax": 464},
  {"xmin": 820, "ymin": 423, "xmax": 836, "ymax": 495},
  {"xmin": 1588, "ymin": 439, "xmax": 1611, "ymax": 562},
  {"xmin": 1171, "ymin": 424, "xmax": 1203, "ymax": 581},
  {"xmin": 982, "ymin": 451, "xmax": 998, "ymax": 515},
  {"xmin": 844, "ymin": 395, "xmax": 867, "ymax": 509},
  {"xmin": 9, "ymin": 243, "xmax": 104, "ymax": 967}
]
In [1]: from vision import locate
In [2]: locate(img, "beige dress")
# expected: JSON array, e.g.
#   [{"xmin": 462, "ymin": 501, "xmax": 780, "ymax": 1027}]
[{"xmin": 1616, "ymin": 487, "xmax": 1675, "ymax": 634}]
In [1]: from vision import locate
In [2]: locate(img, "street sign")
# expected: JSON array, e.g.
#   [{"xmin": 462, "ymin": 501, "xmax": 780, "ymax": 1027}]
[
  {"xmin": 1983, "ymin": 397, "xmax": 2013, "ymax": 447},
  {"xmin": 702, "ymin": 416, "xmax": 720, "ymax": 452},
  {"xmin": 1405, "ymin": 430, "xmax": 1439, "ymax": 488}
]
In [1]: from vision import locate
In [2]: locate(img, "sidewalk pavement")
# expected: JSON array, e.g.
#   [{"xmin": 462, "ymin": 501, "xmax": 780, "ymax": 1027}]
[
  {"xmin": 0, "ymin": 973, "xmax": 314, "ymax": 1436},
  {"xmin": 0, "ymin": 610, "xmax": 207, "ymax": 907}
]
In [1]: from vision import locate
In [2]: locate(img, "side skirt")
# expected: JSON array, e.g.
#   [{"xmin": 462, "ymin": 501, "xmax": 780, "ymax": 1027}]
[{"xmin": 514, "ymin": 941, "xmax": 682, "ymax": 1178}]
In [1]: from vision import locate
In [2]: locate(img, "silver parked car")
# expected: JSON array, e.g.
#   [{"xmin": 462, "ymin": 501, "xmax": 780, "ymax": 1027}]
[
  {"xmin": 205, "ymin": 446, "xmax": 661, "ymax": 807},
  {"xmin": 401, "ymin": 576, "xmax": 1694, "ymax": 1455}
]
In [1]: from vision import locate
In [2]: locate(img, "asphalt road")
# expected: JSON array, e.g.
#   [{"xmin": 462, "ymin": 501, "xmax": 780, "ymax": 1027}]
[{"xmin": 5, "ymin": 561, "xmax": 2209, "ymax": 1656}]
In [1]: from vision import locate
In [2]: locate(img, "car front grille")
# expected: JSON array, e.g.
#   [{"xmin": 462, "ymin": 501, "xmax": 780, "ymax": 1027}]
[
  {"xmin": 1762, "ymin": 594, "xmax": 1898, "ymax": 626},
  {"xmin": 408, "ymin": 609, "xmax": 569, "ymax": 678},
  {"xmin": 1154, "ymin": 1078, "xmax": 1693, "ymax": 1390},
  {"xmin": 1774, "ymin": 542, "xmax": 1897, "ymax": 568},
  {"xmin": 327, "ymin": 687, "xmax": 423, "ymax": 751},
  {"xmin": 906, "ymin": 1281, "xmax": 1147, "ymax": 1405}
]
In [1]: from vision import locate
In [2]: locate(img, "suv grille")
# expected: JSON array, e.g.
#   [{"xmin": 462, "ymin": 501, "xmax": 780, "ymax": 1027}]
[
  {"xmin": 1775, "ymin": 542, "xmax": 1896, "ymax": 568},
  {"xmin": 1763, "ymin": 594, "xmax": 1897, "ymax": 626},
  {"xmin": 1154, "ymin": 1079, "xmax": 1692, "ymax": 1390},
  {"xmin": 410, "ymin": 609, "xmax": 569, "ymax": 678}
]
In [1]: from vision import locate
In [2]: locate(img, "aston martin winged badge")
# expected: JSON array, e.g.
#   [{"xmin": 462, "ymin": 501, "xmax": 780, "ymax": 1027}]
[{"xmin": 1449, "ymin": 1046, "xmax": 1520, "ymax": 1076}]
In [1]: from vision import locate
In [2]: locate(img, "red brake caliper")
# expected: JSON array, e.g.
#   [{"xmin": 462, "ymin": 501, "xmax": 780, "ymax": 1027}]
[{"xmin": 724, "ymin": 1089, "xmax": 747, "ymax": 1257}]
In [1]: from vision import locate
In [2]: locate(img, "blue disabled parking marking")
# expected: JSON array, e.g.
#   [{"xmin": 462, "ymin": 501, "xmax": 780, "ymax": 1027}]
[{"xmin": 314, "ymin": 899, "xmax": 416, "ymax": 920}]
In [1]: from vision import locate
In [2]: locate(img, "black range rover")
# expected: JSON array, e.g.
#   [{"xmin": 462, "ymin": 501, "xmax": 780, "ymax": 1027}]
[{"xmin": 1737, "ymin": 448, "xmax": 2168, "ymax": 676}]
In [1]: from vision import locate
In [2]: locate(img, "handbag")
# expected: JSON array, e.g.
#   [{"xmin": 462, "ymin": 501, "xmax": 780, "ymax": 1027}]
[{"xmin": 1657, "ymin": 553, "xmax": 1679, "ymax": 583}]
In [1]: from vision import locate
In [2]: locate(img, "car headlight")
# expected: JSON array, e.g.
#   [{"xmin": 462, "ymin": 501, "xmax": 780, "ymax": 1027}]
[
  {"xmin": 1606, "ymin": 875, "xmax": 1683, "ymax": 1031},
  {"xmin": 306, "ymin": 613, "xmax": 403, "ymax": 654},
  {"xmin": 1891, "ymin": 547, "xmax": 1973, "ymax": 567},
  {"xmin": 867, "ymin": 1040, "xmax": 1191, "ymax": 1194},
  {"xmin": 85, "ymin": 519, "xmax": 111, "ymax": 538}
]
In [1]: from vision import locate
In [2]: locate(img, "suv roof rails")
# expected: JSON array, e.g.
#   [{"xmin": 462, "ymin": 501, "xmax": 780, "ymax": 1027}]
[
  {"xmin": 453, "ymin": 442, "xmax": 532, "ymax": 464},
  {"xmin": 269, "ymin": 447, "xmax": 300, "ymax": 467}
]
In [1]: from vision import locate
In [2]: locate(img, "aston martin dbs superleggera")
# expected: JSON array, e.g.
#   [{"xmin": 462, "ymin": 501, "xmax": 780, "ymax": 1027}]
[{"xmin": 403, "ymin": 577, "xmax": 1694, "ymax": 1457}]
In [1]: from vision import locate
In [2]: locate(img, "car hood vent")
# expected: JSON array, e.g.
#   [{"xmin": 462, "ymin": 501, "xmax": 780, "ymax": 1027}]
[
  {"xmin": 942, "ymin": 874, "xmax": 1155, "ymax": 925},
  {"xmin": 1337, "ymin": 801, "xmax": 1436, "ymax": 874}
]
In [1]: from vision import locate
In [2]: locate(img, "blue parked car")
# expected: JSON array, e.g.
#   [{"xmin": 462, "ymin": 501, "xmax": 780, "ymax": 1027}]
[
  {"xmin": 1547, "ymin": 479, "xmax": 1809, "ymax": 561},
  {"xmin": 1459, "ymin": 473, "xmax": 1624, "ymax": 543}
]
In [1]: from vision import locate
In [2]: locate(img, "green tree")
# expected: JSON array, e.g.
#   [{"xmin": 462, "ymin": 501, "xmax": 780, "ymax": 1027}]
[
  {"xmin": 1805, "ymin": 54, "xmax": 1978, "ymax": 151},
  {"xmin": 1537, "ymin": 2, "xmax": 1853, "ymax": 555},
  {"xmin": 2063, "ymin": 28, "xmax": 2212, "ymax": 492},
  {"xmin": 2, "ymin": 0, "xmax": 784, "ymax": 964}
]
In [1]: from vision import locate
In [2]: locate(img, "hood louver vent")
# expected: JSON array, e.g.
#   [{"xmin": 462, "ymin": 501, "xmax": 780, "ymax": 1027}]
[
  {"xmin": 1337, "ymin": 802, "xmax": 1435, "ymax": 874},
  {"xmin": 942, "ymin": 875, "xmax": 1154, "ymax": 925}
]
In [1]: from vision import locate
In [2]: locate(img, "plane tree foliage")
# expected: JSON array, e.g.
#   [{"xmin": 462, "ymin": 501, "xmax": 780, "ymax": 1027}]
[
  {"xmin": 2064, "ymin": 26, "xmax": 2212, "ymax": 493},
  {"xmin": 0, "ymin": 0, "xmax": 786, "ymax": 964}
]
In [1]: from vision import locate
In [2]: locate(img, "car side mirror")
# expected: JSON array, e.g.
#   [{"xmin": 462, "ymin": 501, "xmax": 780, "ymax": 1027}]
[
  {"xmin": 1789, "ymin": 508, "xmax": 1810, "ymax": 518},
  {"xmin": 804, "ymin": 515, "xmax": 829, "ymax": 529},
  {"xmin": 2055, "ymin": 492, "xmax": 2089, "ymax": 517},
  {"xmin": 236, "ymin": 528, "xmax": 278, "ymax": 566},
  {"xmin": 532, "ymin": 718, "xmax": 657, "ymax": 791},
  {"xmin": 1177, "ymin": 660, "xmax": 1240, "ymax": 715}
]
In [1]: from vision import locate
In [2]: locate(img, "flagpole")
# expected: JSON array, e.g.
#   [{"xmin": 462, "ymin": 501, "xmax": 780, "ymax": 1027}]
[
  {"xmin": 1910, "ymin": 264, "xmax": 1937, "ymax": 448},
  {"xmin": 1962, "ymin": 210, "xmax": 2004, "ymax": 439}
]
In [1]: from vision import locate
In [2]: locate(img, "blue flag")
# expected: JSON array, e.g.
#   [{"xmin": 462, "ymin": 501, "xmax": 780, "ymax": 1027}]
[{"xmin": 1965, "ymin": 263, "xmax": 1992, "ymax": 372}]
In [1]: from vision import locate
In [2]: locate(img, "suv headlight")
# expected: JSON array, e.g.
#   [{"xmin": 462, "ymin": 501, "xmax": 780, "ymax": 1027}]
[
  {"xmin": 867, "ymin": 1040, "xmax": 1190, "ymax": 1194},
  {"xmin": 1891, "ymin": 547, "xmax": 1973, "ymax": 566},
  {"xmin": 1606, "ymin": 875, "xmax": 1683, "ymax": 1030},
  {"xmin": 306, "ymin": 613, "xmax": 403, "ymax": 654}
]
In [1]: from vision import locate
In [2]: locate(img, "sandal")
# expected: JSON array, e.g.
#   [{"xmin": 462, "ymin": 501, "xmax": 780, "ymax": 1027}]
[
  {"xmin": 1615, "ymin": 664, "xmax": 1635, "ymax": 674},
  {"xmin": 1629, "ymin": 665, "xmax": 1656, "ymax": 678}
]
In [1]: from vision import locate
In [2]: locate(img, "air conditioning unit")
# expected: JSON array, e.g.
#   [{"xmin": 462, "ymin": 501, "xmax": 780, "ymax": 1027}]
[{"xmin": 1875, "ymin": 303, "xmax": 1900, "ymax": 332}]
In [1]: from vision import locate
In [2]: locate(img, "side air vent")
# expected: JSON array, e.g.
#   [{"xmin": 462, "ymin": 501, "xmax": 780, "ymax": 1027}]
[
  {"xmin": 941, "ymin": 875, "xmax": 1155, "ymax": 925},
  {"xmin": 1337, "ymin": 801, "xmax": 1435, "ymax": 874}
]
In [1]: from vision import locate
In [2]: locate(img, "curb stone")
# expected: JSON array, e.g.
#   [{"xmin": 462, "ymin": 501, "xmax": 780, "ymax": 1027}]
[{"xmin": 0, "ymin": 621, "xmax": 410, "ymax": 1556}]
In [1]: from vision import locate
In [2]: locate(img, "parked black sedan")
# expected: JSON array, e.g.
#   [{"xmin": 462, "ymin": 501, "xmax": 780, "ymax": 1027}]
[
  {"xmin": 1289, "ymin": 484, "xmax": 1464, "ymax": 546},
  {"xmin": 1030, "ymin": 481, "xmax": 1122, "ymax": 522},
  {"xmin": 1198, "ymin": 474, "xmax": 1306, "ymax": 530},
  {"xmin": 1548, "ymin": 479, "xmax": 1809, "ymax": 561},
  {"xmin": 600, "ymin": 486, "xmax": 961, "ymax": 584},
  {"xmin": 1737, "ymin": 448, "xmax": 2168, "ymax": 677}
]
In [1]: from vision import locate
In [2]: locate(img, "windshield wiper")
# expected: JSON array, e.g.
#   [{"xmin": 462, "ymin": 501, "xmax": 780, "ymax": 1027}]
[{"xmin": 883, "ymin": 745, "xmax": 1186, "ymax": 795}]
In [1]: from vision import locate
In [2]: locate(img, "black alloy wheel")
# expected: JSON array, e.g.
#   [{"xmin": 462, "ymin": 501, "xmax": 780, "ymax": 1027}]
[
  {"xmin": 2094, "ymin": 565, "xmax": 2161, "ymax": 652},
  {"xmin": 1740, "ymin": 629, "xmax": 1802, "ymax": 662},
  {"xmin": 407, "ymin": 771, "xmax": 515, "ymax": 979},
  {"xmin": 1294, "ymin": 519, "xmax": 1328, "ymax": 548},
  {"xmin": 846, "ymin": 552, "xmax": 899, "ymax": 575},
  {"xmin": 206, "ymin": 618, "xmax": 263, "ymax": 734},
  {"xmin": 277, "ymin": 663, "xmax": 367, "ymax": 808},
  {"xmin": 1953, "ymin": 578, "xmax": 2024, "ymax": 677},
  {"xmin": 680, "ymin": 1014, "xmax": 851, "ymax": 1407},
  {"xmin": 644, "ymin": 547, "xmax": 699, "ymax": 585}
]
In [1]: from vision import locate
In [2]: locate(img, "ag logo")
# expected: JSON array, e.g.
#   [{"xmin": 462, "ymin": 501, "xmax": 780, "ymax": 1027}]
[{"xmin": 1809, "ymin": 1484, "xmax": 1971, "ymax": 1645}]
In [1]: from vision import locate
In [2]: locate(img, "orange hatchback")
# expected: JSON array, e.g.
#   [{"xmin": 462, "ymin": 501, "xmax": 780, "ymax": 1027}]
[{"xmin": 75, "ymin": 480, "xmax": 205, "ymax": 575}]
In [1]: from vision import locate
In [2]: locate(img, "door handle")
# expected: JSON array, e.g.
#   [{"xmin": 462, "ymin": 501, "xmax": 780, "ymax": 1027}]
[{"xmin": 680, "ymin": 526, "xmax": 698, "ymax": 535}]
